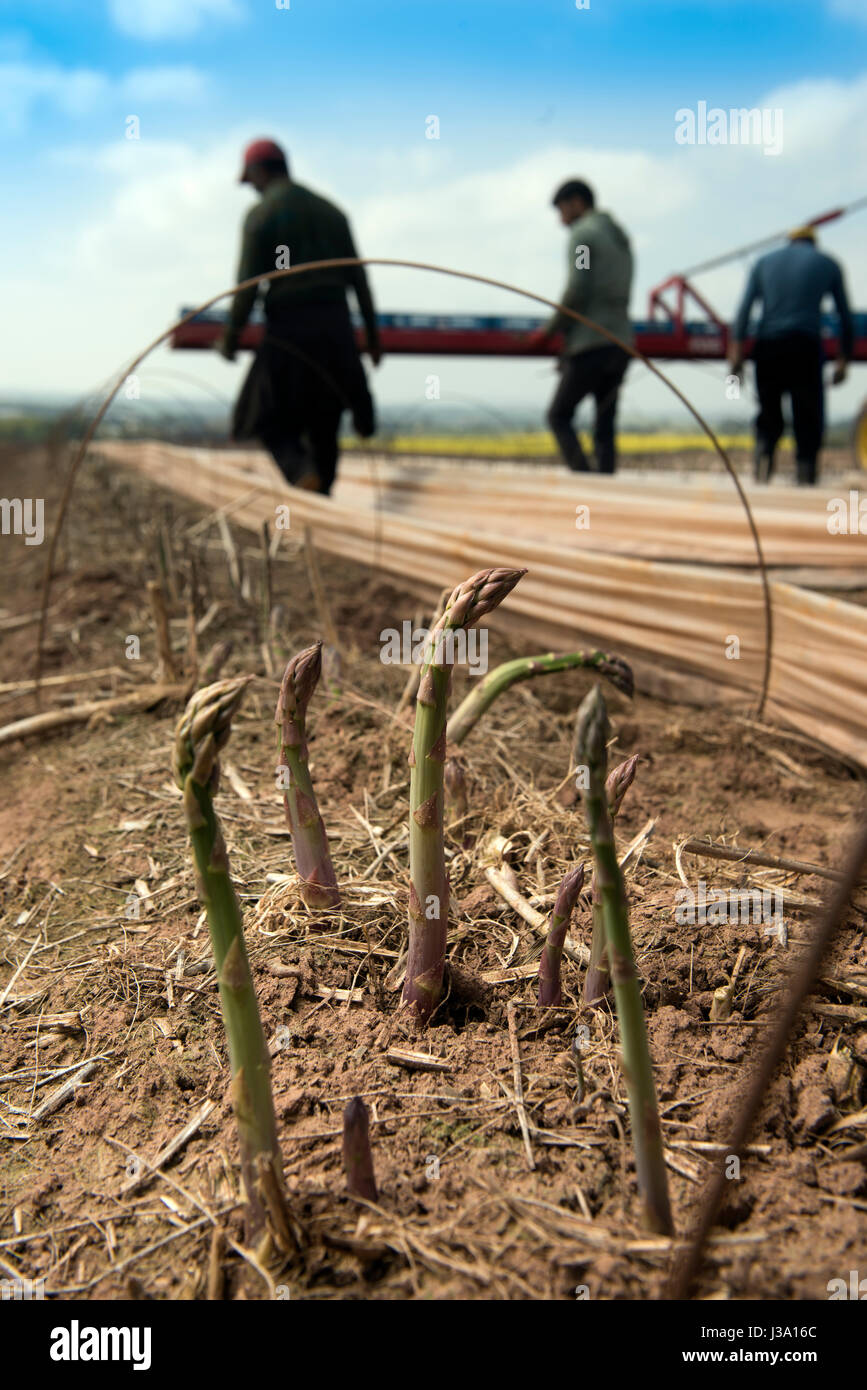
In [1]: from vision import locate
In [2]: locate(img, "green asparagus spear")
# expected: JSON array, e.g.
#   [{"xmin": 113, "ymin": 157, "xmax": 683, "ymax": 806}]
[
  {"xmin": 276, "ymin": 642, "xmax": 340, "ymax": 909},
  {"xmin": 402, "ymin": 567, "xmax": 526, "ymax": 1022},
  {"xmin": 584, "ymin": 753, "xmax": 640, "ymax": 1005},
  {"xmin": 537, "ymin": 863, "xmax": 586, "ymax": 1007},
  {"xmin": 576, "ymin": 687, "xmax": 673, "ymax": 1235},
  {"xmin": 446, "ymin": 650, "xmax": 633, "ymax": 746},
  {"xmin": 174, "ymin": 678, "xmax": 292, "ymax": 1248}
]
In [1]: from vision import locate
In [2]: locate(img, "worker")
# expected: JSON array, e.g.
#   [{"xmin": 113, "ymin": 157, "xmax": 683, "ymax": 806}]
[
  {"xmin": 729, "ymin": 227, "xmax": 853, "ymax": 486},
  {"xmin": 217, "ymin": 138, "xmax": 382, "ymax": 494},
  {"xmin": 528, "ymin": 179, "xmax": 634, "ymax": 473}
]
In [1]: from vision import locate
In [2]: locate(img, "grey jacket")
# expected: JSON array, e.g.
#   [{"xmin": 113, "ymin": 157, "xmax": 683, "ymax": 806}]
[{"xmin": 548, "ymin": 209, "xmax": 634, "ymax": 356}]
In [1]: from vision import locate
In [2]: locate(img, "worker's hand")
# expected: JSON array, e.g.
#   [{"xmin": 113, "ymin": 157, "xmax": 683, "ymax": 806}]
[
  {"xmin": 525, "ymin": 328, "xmax": 551, "ymax": 352},
  {"xmin": 727, "ymin": 354, "xmax": 744, "ymax": 377},
  {"xmin": 368, "ymin": 342, "xmax": 384, "ymax": 367},
  {"xmin": 831, "ymin": 357, "xmax": 848, "ymax": 386},
  {"xmin": 215, "ymin": 333, "xmax": 237, "ymax": 362}
]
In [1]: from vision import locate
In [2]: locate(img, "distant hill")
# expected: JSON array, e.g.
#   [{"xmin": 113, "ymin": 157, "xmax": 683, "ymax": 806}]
[{"xmin": 0, "ymin": 394, "xmax": 854, "ymax": 447}]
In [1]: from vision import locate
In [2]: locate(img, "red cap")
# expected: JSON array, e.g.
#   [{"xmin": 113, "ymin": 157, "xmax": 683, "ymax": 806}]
[{"xmin": 239, "ymin": 138, "xmax": 286, "ymax": 183}]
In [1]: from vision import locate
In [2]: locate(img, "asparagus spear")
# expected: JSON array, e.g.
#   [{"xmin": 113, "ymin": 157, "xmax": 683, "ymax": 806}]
[
  {"xmin": 402, "ymin": 567, "xmax": 526, "ymax": 1023},
  {"xmin": 605, "ymin": 752, "xmax": 640, "ymax": 819},
  {"xmin": 276, "ymin": 642, "xmax": 340, "ymax": 909},
  {"xmin": 576, "ymin": 687, "xmax": 673, "ymax": 1235},
  {"xmin": 342, "ymin": 1097, "xmax": 378, "ymax": 1203},
  {"xmin": 446, "ymin": 650, "xmax": 633, "ymax": 747},
  {"xmin": 199, "ymin": 638, "xmax": 233, "ymax": 684},
  {"xmin": 537, "ymin": 863, "xmax": 586, "ymax": 1007},
  {"xmin": 173, "ymin": 678, "xmax": 292, "ymax": 1248},
  {"xmin": 584, "ymin": 753, "xmax": 640, "ymax": 1005},
  {"xmin": 443, "ymin": 755, "xmax": 468, "ymax": 823}
]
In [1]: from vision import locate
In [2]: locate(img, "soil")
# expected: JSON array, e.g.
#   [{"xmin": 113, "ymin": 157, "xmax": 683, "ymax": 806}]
[{"xmin": 0, "ymin": 442, "xmax": 865, "ymax": 1301}]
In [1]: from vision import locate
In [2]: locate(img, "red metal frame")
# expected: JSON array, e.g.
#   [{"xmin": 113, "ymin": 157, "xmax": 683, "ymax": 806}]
[
  {"xmin": 647, "ymin": 274, "xmax": 729, "ymax": 356},
  {"xmin": 170, "ymin": 273, "xmax": 865, "ymax": 362}
]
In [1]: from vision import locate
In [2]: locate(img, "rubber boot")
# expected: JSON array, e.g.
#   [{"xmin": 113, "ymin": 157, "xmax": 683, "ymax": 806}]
[
  {"xmin": 753, "ymin": 445, "xmax": 772, "ymax": 484},
  {"xmin": 295, "ymin": 470, "xmax": 322, "ymax": 493},
  {"xmin": 795, "ymin": 457, "xmax": 816, "ymax": 487}
]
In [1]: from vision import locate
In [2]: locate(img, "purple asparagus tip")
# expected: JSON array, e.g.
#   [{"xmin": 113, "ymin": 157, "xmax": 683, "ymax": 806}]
[
  {"xmin": 342, "ymin": 1097, "xmax": 378, "ymax": 1204},
  {"xmin": 605, "ymin": 753, "xmax": 640, "ymax": 818},
  {"xmin": 276, "ymin": 641, "xmax": 323, "ymax": 728}
]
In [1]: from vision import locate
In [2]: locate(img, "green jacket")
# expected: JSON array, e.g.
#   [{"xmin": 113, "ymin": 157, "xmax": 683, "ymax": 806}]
[
  {"xmin": 547, "ymin": 209, "xmax": 634, "ymax": 356},
  {"xmin": 226, "ymin": 177, "xmax": 379, "ymax": 349}
]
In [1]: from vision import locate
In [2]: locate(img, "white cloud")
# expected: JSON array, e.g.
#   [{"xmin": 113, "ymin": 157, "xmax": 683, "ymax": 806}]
[
  {"xmin": 0, "ymin": 62, "xmax": 108, "ymax": 127},
  {"xmin": 121, "ymin": 66, "xmax": 209, "ymax": 103},
  {"xmin": 829, "ymin": 0, "xmax": 867, "ymax": 27},
  {"xmin": 353, "ymin": 146, "xmax": 694, "ymax": 316},
  {"xmin": 108, "ymin": 0, "xmax": 244, "ymax": 40},
  {"xmin": 761, "ymin": 72, "xmax": 867, "ymax": 156},
  {"xmin": 2, "ymin": 69, "xmax": 866, "ymax": 426},
  {"xmin": 69, "ymin": 139, "xmax": 245, "ymax": 288},
  {"xmin": 0, "ymin": 60, "xmax": 208, "ymax": 128}
]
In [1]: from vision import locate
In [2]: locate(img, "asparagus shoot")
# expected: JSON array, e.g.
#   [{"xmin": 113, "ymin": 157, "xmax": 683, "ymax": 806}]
[
  {"xmin": 276, "ymin": 642, "xmax": 340, "ymax": 909},
  {"xmin": 402, "ymin": 567, "xmax": 526, "ymax": 1022},
  {"xmin": 576, "ymin": 686, "xmax": 673, "ymax": 1235},
  {"xmin": 537, "ymin": 863, "xmax": 586, "ymax": 1007},
  {"xmin": 173, "ymin": 678, "xmax": 292, "ymax": 1249},
  {"xmin": 446, "ymin": 649, "xmax": 633, "ymax": 747},
  {"xmin": 443, "ymin": 755, "xmax": 468, "ymax": 823},
  {"xmin": 342, "ymin": 1097, "xmax": 378, "ymax": 1203},
  {"xmin": 584, "ymin": 753, "xmax": 640, "ymax": 1005}
]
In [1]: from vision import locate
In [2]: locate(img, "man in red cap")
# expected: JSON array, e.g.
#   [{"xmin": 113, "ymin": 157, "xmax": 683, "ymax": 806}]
[{"xmin": 217, "ymin": 138, "xmax": 382, "ymax": 494}]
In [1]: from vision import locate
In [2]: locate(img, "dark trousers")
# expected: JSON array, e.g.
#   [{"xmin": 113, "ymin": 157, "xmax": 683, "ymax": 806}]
[
  {"xmin": 753, "ymin": 332, "xmax": 824, "ymax": 485},
  {"xmin": 261, "ymin": 411, "xmax": 341, "ymax": 494},
  {"xmin": 232, "ymin": 301, "xmax": 374, "ymax": 495},
  {"xmin": 547, "ymin": 345, "xmax": 629, "ymax": 473}
]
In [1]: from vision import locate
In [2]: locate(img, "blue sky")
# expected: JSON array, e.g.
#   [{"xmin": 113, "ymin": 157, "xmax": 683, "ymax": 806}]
[
  {"xmin": 4, "ymin": 1, "xmax": 863, "ymax": 162},
  {"xmin": 1, "ymin": 0, "xmax": 866, "ymax": 422}
]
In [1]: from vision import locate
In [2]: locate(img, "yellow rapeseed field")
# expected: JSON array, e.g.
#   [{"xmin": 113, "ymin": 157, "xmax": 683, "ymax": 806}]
[{"xmin": 346, "ymin": 431, "xmax": 765, "ymax": 458}]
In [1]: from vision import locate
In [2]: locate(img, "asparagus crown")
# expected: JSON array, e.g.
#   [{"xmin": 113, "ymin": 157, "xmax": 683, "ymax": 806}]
[
  {"xmin": 606, "ymin": 753, "xmax": 640, "ymax": 818},
  {"xmin": 173, "ymin": 677, "xmax": 249, "ymax": 790},
  {"xmin": 575, "ymin": 684, "xmax": 611, "ymax": 783},
  {"xmin": 553, "ymin": 862, "xmax": 586, "ymax": 919},
  {"xmin": 435, "ymin": 567, "xmax": 527, "ymax": 635},
  {"xmin": 276, "ymin": 642, "xmax": 323, "ymax": 729}
]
